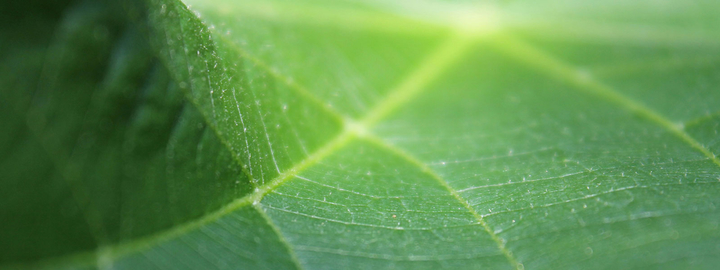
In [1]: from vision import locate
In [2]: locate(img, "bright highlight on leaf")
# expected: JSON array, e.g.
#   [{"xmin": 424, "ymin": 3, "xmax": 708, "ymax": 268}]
[{"xmin": 1, "ymin": 0, "xmax": 719, "ymax": 269}]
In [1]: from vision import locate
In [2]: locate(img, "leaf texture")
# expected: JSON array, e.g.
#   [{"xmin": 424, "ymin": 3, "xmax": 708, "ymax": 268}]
[{"xmin": 1, "ymin": 0, "xmax": 720, "ymax": 269}]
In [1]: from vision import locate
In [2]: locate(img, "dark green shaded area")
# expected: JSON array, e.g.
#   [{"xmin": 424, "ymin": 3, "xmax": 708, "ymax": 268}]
[
  {"xmin": 134, "ymin": 0, "xmax": 345, "ymax": 186},
  {"xmin": 0, "ymin": 0, "xmax": 252, "ymax": 264},
  {"xmin": 2, "ymin": 0, "xmax": 720, "ymax": 269}
]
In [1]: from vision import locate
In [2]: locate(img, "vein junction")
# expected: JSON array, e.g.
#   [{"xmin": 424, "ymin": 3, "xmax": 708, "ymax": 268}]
[
  {"xmin": 90, "ymin": 29, "xmax": 488, "ymax": 268},
  {"xmin": 29, "ymin": 1, "xmax": 720, "ymax": 269}
]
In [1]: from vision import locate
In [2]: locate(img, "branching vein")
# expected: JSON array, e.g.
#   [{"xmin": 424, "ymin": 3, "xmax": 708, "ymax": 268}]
[
  {"xmin": 362, "ymin": 134, "xmax": 522, "ymax": 269},
  {"xmin": 50, "ymin": 32, "xmax": 477, "ymax": 268},
  {"xmin": 488, "ymin": 34, "xmax": 720, "ymax": 169}
]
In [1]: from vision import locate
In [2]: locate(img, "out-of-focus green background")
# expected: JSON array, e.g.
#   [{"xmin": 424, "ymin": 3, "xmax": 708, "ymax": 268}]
[{"xmin": 2, "ymin": 0, "xmax": 719, "ymax": 269}]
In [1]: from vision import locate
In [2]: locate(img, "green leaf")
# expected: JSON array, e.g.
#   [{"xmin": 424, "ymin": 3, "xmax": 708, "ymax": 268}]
[{"xmin": 2, "ymin": 0, "xmax": 720, "ymax": 269}]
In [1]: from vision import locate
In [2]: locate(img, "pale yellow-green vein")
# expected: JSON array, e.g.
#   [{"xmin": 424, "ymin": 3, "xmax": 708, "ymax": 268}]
[
  {"xmin": 488, "ymin": 34, "xmax": 720, "ymax": 169},
  {"xmin": 361, "ymin": 34, "xmax": 476, "ymax": 127},
  {"xmin": 362, "ymin": 134, "xmax": 523, "ymax": 270},
  {"xmin": 683, "ymin": 111, "xmax": 720, "ymax": 130},
  {"xmin": 106, "ymin": 31, "xmax": 475, "ymax": 266},
  {"xmin": 253, "ymin": 204, "xmax": 305, "ymax": 270},
  {"xmin": 6, "ymin": 31, "xmax": 477, "ymax": 270}
]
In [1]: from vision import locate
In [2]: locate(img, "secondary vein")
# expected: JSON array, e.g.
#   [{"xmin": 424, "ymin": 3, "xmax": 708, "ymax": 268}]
[
  {"xmin": 13, "ymin": 23, "xmax": 475, "ymax": 270},
  {"xmin": 253, "ymin": 204, "xmax": 306, "ymax": 270},
  {"xmin": 106, "ymin": 32, "xmax": 473, "ymax": 266},
  {"xmin": 488, "ymin": 34, "xmax": 720, "ymax": 169},
  {"xmin": 362, "ymin": 134, "xmax": 523, "ymax": 270}
]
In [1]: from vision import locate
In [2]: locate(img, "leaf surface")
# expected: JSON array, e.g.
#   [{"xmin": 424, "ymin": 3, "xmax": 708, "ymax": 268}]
[{"xmin": 2, "ymin": 0, "xmax": 720, "ymax": 269}]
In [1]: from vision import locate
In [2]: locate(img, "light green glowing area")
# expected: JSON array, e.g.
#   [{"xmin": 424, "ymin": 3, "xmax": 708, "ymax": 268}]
[{"xmin": 1, "ymin": 0, "xmax": 719, "ymax": 269}]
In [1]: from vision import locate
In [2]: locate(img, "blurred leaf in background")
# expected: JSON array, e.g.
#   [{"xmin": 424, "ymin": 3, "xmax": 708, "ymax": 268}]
[{"xmin": 1, "ymin": 0, "xmax": 719, "ymax": 269}]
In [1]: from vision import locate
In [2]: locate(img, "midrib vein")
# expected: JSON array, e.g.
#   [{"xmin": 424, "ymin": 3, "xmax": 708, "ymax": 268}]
[
  {"xmin": 20, "ymin": 33, "xmax": 474, "ymax": 269},
  {"xmin": 8, "ymin": 2, "xmax": 719, "ymax": 269},
  {"xmin": 361, "ymin": 36, "xmax": 475, "ymax": 126},
  {"xmin": 489, "ymin": 34, "xmax": 720, "ymax": 168}
]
